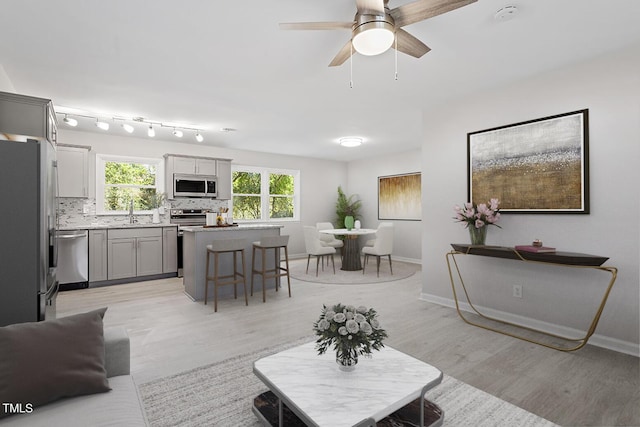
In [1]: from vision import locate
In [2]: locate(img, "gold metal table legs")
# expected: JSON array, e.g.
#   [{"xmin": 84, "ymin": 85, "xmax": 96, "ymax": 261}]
[{"xmin": 445, "ymin": 250, "xmax": 618, "ymax": 352}]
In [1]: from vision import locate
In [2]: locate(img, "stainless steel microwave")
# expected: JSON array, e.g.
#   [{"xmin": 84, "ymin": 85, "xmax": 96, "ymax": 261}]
[{"xmin": 173, "ymin": 174, "xmax": 218, "ymax": 198}]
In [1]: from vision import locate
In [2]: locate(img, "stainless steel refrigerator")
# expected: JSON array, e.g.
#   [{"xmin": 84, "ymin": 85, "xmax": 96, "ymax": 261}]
[{"xmin": 0, "ymin": 129, "xmax": 59, "ymax": 325}]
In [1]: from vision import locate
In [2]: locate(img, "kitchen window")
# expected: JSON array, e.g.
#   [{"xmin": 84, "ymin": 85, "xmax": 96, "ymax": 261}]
[
  {"xmin": 231, "ymin": 166, "xmax": 299, "ymax": 221},
  {"xmin": 96, "ymin": 154, "xmax": 164, "ymax": 214}
]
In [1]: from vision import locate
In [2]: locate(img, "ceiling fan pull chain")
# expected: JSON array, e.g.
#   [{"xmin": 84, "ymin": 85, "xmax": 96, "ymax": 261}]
[
  {"xmin": 394, "ymin": 32, "xmax": 398, "ymax": 81},
  {"xmin": 350, "ymin": 42, "xmax": 354, "ymax": 88}
]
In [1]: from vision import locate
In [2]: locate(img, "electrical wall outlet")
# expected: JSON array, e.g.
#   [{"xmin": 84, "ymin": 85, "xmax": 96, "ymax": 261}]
[{"xmin": 513, "ymin": 284, "xmax": 523, "ymax": 298}]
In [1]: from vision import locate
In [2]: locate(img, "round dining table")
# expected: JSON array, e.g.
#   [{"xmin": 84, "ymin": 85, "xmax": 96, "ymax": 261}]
[{"xmin": 318, "ymin": 228, "xmax": 376, "ymax": 271}]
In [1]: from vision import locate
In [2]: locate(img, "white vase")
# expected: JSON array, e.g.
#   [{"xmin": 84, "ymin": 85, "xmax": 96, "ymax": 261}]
[
  {"xmin": 354, "ymin": 220, "xmax": 361, "ymax": 230},
  {"xmin": 152, "ymin": 208, "xmax": 160, "ymax": 224}
]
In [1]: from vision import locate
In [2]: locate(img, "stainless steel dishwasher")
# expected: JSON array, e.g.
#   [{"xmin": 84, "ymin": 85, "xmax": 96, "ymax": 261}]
[{"xmin": 57, "ymin": 229, "xmax": 89, "ymax": 290}]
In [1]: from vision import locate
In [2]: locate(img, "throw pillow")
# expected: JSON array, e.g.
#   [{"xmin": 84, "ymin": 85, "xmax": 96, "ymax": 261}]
[{"xmin": 0, "ymin": 307, "xmax": 111, "ymax": 418}]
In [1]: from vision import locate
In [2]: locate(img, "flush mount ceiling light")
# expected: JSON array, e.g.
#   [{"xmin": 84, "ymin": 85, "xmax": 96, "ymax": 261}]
[
  {"xmin": 147, "ymin": 125, "xmax": 155, "ymax": 137},
  {"xmin": 352, "ymin": 16, "xmax": 395, "ymax": 56},
  {"xmin": 339, "ymin": 137, "xmax": 363, "ymax": 147},
  {"xmin": 63, "ymin": 114, "xmax": 78, "ymax": 127},
  {"xmin": 173, "ymin": 128, "xmax": 183, "ymax": 138},
  {"xmin": 121, "ymin": 123, "xmax": 134, "ymax": 133},
  {"xmin": 95, "ymin": 119, "xmax": 110, "ymax": 131},
  {"xmin": 195, "ymin": 132, "xmax": 204, "ymax": 142}
]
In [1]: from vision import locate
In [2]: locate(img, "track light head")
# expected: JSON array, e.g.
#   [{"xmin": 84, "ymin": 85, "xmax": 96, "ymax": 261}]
[
  {"xmin": 148, "ymin": 125, "xmax": 155, "ymax": 137},
  {"xmin": 63, "ymin": 115, "xmax": 78, "ymax": 127},
  {"xmin": 173, "ymin": 129, "xmax": 183, "ymax": 138},
  {"xmin": 195, "ymin": 132, "xmax": 204, "ymax": 142},
  {"xmin": 122, "ymin": 123, "xmax": 134, "ymax": 133},
  {"xmin": 95, "ymin": 119, "xmax": 110, "ymax": 130}
]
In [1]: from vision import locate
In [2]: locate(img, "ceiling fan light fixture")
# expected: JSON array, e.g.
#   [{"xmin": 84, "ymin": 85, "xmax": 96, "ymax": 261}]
[
  {"xmin": 352, "ymin": 20, "xmax": 394, "ymax": 56},
  {"xmin": 339, "ymin": 137, "xmax": 363, "ymax": 147}
]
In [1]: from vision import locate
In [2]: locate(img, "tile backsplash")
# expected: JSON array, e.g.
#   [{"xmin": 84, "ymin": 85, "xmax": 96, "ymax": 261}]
[{"xmin": 58, "ymin": 198, "xmax": 230, "ymax": 228}]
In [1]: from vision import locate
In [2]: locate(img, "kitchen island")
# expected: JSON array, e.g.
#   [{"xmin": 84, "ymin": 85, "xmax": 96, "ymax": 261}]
[{"xmin": 181, "ymin": 224, "xmax": 284, "ymax": 302}]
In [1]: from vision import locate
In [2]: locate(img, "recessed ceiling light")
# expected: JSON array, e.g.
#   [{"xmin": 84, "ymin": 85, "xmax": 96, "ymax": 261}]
[
  {"xmin": 122, "ymin": 123, "xmax": 134, "ymax": 133},
  {"xmin": 339, "ymin": 137, "xmax": 363, "ymax": 147}
]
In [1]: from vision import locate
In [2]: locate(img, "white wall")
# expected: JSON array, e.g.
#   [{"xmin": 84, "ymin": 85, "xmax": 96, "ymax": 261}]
[
  {"xmin": 58, "ymin": 129, "xmax": 348, "ymax": 256},
  {"xmin": 421, "ymin": 43, "xmax": 640, "ymax": 355},
  {"xmin": 0, "ymin": 64, "xmax": 16, "ymax": 92},
  {"xmin": 348, "ymin": 149, "xmax": 422, "ymax": 262}
]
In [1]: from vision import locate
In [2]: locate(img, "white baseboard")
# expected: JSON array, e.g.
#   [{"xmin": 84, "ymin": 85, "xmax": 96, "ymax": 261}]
[{"xmin": 420, "ymin": 293, "xmax": 640, "ymax": 357}]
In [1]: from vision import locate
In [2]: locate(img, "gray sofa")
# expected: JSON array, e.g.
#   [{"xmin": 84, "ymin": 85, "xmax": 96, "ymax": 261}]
[{"xmin": 0, "ymin": 327, "xmax": 148, "ymax": 426}]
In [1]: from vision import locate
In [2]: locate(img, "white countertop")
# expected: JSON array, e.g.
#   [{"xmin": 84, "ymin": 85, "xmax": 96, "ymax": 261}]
[
  {"xmin": 181, "ymin": 224, "xmax": 283, "ymax": 232},
  {"xmin": 58, "ymin": 223, "xmax": 178, "ymax": 231}
]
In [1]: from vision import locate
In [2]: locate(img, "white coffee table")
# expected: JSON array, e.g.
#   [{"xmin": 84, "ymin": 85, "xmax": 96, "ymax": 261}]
[{"xmin": 253, "ymin": 341, "xmax": 444, "ymax": 427}]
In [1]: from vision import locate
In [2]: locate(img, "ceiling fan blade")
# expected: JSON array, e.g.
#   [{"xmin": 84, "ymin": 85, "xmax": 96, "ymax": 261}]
[
  {"xmin": 329, "ymin": 40, "xmax": 354, "ymax": 67},
  {"xmin": 279, "ymin": 22, "xmax": 353, "ymax": 30},
  {"xmin": 390, "ymin": 0, "xmax": 477, "ymax": 28},
  {"xmin": 355, "ymin": 0, "xmax": 385, "ymax": 14},
  {"xmin": 393, "ymin": 29, "xmax": 431, "ymax": 58}
]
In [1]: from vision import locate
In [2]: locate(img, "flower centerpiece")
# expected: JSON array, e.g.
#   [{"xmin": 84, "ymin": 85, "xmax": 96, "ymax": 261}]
[
  {"xmin": 453, "ymin": 198, "xmax": 501, "ymax": 245},
  {"xmin": 313, "ymin": 303, "xmax": 388, "ymax": 372}
]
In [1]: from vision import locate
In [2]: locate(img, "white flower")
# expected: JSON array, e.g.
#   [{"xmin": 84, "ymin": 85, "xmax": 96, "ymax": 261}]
[
  {"xmin": 333, "ymin": 313, "xmax": 346, "ymax": 323},
  {"xmin": 356, "ymin": 305, "xmax": 368, "ymax": 314},
  {"xmin": 345, "ymin": 311, "xmax": 354, "ymax": 320},
  {"xmin": 345, "ymin": 305, "xmax": 356, "ymax": 313},
  {"xmin": 360, "ymin": 321, "xmax": 373, "ymax": 335},
  {"xmin": 338, "ymin": 326, "xmax": 348, "ymax": 335},
  {"xmin": 317, "ymin": 319, "xmax": 330, "ymax": 331},
  {"xmin": 354, "ymin": 313, "xmax": 366, "ymax": 323},
  {"xmin": 324, "ymin": 310, "xmax": 336, "ymax": 321},
  {"xmin": 370, "ymin": 318, "xmax": 380, "ymax": 329},
  {"xmin": 346, "ymin": 319, "xmax": 359, "ymax": 334}
]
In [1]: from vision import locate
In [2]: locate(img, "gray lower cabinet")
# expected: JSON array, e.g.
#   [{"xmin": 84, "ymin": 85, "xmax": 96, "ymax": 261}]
[
  {"xmin": 89, "ymin": 229, "xmax": 108, "ymax": 282},
  {"xmin": 107, "ymin": 228, "xmax": 163, "ymax": 280},
  {"xmin": 163, "ymin": 227, "xmax": 178, "ymax": 273}
]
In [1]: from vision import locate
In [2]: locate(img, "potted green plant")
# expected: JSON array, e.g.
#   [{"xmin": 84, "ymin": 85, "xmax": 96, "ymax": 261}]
[{"xmin": 336, "ymin": 186, "xmax": 361, "ymax": 230}]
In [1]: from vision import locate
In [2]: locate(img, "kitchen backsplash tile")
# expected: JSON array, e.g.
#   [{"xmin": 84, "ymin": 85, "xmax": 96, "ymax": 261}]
[{"xmin": 58, "ymin": 198, "xmax": 229, "ymax": 228}]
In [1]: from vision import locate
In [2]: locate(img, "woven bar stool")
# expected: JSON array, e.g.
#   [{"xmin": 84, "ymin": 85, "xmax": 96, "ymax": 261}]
[
  {"xmin": 251, "ymin": 235, "xmax": 291, "ymax": 303},
  {"xmin": 205, "ymin": 238, "xmax": 247, "ymax": 312}
]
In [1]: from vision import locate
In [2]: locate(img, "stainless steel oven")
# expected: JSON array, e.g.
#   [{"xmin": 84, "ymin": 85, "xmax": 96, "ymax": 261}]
[{"xmin": 170, "ymin": 209, "xmax": 212, "ymax": 277}]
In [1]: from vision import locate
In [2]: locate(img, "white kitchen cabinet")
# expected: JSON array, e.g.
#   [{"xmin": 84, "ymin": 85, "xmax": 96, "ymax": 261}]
[
  {"xmin": 107, "ymin": 228, "xmax": 163, "ymax": 280},
  {"xmin": 89, "ymin": 229, "xmax": 108, "ymax": 282},
  {"xmin": 172, "ymin": 156, "xmax": 217, "ymax": 175},
  {"xmin": 57, "ymin": 145, "xmax": 89, "ymax": 198},
  {"xmin": 216, "ymin": 159, "xmax": 232, "ymax": 200},
  {"xmin": 163, "ymin": 227, "xmax": 178, "ymax": 273}
]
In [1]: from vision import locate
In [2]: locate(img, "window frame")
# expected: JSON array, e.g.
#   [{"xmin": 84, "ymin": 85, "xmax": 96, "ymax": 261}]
[
  {"xmin": 231, "ymin": 165, "xmax": 300, "ymax": 222},
  {"xmin": 95, "ymin": 153, "xmax": 165, "ymax": 215}
]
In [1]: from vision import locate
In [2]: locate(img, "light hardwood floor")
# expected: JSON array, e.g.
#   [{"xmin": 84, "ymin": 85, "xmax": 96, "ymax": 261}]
[{"xmin": 57, "ymin": 269, "xmax": 639, "ymax": 426}]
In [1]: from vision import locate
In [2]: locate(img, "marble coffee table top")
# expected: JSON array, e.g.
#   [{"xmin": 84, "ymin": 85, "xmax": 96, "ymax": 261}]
[{"xmin": 253, "ymin": 341, "xmax": 443, "ymax": 427}]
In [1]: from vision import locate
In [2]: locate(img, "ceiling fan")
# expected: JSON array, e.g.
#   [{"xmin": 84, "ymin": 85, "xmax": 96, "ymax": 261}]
[{"xmin": 280, "ymin": 0, "xmax": 477, "ymax": 67}]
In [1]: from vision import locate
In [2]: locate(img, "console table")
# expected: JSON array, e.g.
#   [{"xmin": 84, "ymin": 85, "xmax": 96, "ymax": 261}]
[{"xmin": 445, "ymin": 244, "xmax": 618, "ymax": 351}]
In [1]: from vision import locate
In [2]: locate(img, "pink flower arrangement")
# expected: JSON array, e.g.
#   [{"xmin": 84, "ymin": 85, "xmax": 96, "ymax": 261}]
[{"xmin": 454, "ymin": 198, "xmax": 501, "ymax": 229}]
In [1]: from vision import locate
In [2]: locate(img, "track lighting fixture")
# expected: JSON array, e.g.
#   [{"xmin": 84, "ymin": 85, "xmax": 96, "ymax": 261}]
[
  {"xmin": 63, "ymin": 115, "xmax": 78, "ymax": 127},
  {"xmin": 95, "ymin": 119, "xmax": 110, "ymax": 131},
  {"xmin": 55, "ymin": 109, "xmax": 208, "ymax": 142}
]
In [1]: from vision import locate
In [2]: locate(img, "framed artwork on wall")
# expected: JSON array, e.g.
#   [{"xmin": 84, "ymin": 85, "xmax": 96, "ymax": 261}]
[
  {"xmin": 467, "ymin": 109, "xmax": 589, "ymax": 214},
  {"xmin": 378, "ymin": 172, "xmax": 421, "ymax": 220}
]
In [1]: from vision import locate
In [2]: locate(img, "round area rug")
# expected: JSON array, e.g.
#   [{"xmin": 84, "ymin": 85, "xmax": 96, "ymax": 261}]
[{"xmin": 287, "ymin": 257, "xmax": 419, "ymax": 284}]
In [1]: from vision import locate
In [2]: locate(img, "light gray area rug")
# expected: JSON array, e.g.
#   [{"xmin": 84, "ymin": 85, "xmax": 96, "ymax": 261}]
[
  {"xmin": 138, "ymin": 338, "xmax": 558, "ymax": 427},
  {"xmin": 288, "ymin": 257, "xmax": 419, "ymax": 284}
]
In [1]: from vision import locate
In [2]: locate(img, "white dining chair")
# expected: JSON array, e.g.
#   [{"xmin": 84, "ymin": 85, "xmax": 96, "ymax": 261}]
[
  {"xmin": 362, "ymin": 223, "xmax": 394, "ymax": 277},
  {"xmin": 303, "ymin": 226, "xmax": 336, "ymax": 276},
  {"xmin": 316, "ymin": 222, "xmax": 344, "ymax": 250},
  {"xmin": 363, "ymin": 222, "xmax": 393, "ymax": 248}
]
